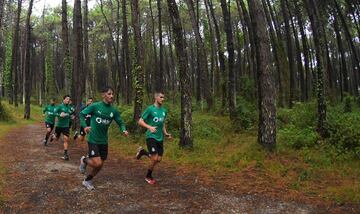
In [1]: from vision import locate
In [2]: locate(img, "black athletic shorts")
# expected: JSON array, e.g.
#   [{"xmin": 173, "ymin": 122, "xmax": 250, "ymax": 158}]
[
  {"xmin": 146, "ymin": 138, "xmax": 164, "ymax": 156},
  {"xmin": 45, "ymin": 122, "xmax": 54, "ymax": 131},
  {"xmin": 80, "ymin": 127, "xmax": 86, "ymax": 136},
  {"xmin": 55, "ymin": 127, "xmax": 70, "ymax": 138},
  {"xmin": 88, "ymin": 142, "xmax": 108, "ymax": 160}
]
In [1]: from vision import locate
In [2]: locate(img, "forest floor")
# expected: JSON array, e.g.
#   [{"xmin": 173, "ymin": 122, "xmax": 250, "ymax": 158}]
[{"xmin": 0, "ymin": 123, "xmax": 359, "ymax": 213}]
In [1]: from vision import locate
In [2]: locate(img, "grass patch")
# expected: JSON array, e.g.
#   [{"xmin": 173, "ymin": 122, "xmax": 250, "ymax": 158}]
[{"xmin": 110, "ymin": 101, "xmax": 360, "ymax": 204}]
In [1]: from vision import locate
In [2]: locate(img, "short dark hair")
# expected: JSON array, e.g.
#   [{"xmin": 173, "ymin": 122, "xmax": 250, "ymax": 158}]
[
  {"xmin": 63, "ymin": 94, "xmax": 70, "ymax": 100},
  {"xmin": 88, "ymin": 97, "xmax": 93, "ymax": 100},
  {"xmin": 101, "ymin": 86, "xmax": 114, "ymax": 93}
]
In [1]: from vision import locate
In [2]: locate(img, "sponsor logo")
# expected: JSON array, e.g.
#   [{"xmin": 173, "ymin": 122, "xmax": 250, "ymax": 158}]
[
  {"xmin": 153, "ymin": 117, "xmax": 164, "ymax": 123},
  {"xmin": 91, "ymin": 150, "xmax": 95, "ymax": 156},
  {"xmin": 152, "ymin": 147, "xmax": 155, "ymax": 152},
  {"xmin": 110, "ymin": 112, "xmax": 113, "ymax": 118},
  {"xmin": 95, "ymin": 117, "xmax": 111, "ymax": 125}
]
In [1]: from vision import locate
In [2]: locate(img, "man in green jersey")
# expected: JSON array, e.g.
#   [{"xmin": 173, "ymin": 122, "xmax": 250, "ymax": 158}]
[
  {"xmin": 42, "ymin": 98, "xmax": 57, "ymax": 146},
  {"xmin": 79, "ymin": 86, "xmax": 128, "ymax": 190},
  {"xmin": 51, "ymin": 95, "xmax": 72, "ymax": 160},
  {"xmin": 136, "ymin": 92, "xmax": 171, "ymax": 185}
]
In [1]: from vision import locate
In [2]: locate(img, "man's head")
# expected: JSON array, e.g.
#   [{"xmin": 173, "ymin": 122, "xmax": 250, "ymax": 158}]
[
  {"xmin": 50, "ymin": 98, "xmax": 56, "ymax": 104},
  {"xmin": 101, "ymin": 86, "xmax": 114, "ymax": 104},
  {"xmin": 86, "ymin": 97, "xmax": 93, "ymax": 106},
  {"xmin": 63, "ymin": 95, "xmax": 70, "ymax": 104},
  {"xmin": 154, "ymin": 92, "xmax": 165, "ymax": 106}
]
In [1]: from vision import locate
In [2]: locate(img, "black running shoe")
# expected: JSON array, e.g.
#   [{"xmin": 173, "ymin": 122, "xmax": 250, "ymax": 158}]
[
  {"xmin": 136, "ymin": 147, "xmax": 145, "ymax": 160},
  {"xmin": 62, "ymin": 154, "xmax": 69, "ymax": 161}
]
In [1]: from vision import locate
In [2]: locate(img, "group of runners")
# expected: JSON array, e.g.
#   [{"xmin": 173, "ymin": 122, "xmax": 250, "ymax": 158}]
[{"xmin": 42, "ymin": 86, "xmax": 171, "ymax": 190}]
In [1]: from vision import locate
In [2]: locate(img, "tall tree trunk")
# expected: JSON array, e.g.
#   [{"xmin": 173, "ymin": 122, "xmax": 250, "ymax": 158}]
[
  {"xmin": 148, "ymin": 0, "xmax": 157, "ymax": 93},
  {"xmin": 238, "ymin": 0, "xmax": 257, "ymax": 80},
  {"xmin": 156, "ymin": 0, "xmax": 164, "ymax": 92},
  {"xmin": 333, "ymin": 14, "xmax": 349, "ymax": 96},
  {"xmin": 0, "ymin": 0, "xmax": 5, "ymax": 99},
  {"xmin": 248, "ymin": 0, "xmax": 276, "ymax": 150},
  {"xmin": 122, "ymin": 0, "xmax": 132, "ymax": 104},
  {"xmin": 167, "ymin": 0, "xmax": 193, "ymax": 149},
  {"xmin": 24, "ymin": 0, "xmax": 34, "ymax": 119},
  {"xmin": 286, "ymin": 0, "xmax": 305, "ymax": 102},
  {"xmin": 304, "ymin": 0, "xmax": 327, "ymax": 137},
  {"xmin": 72, "ymin": 0, "xmax": 83, "ymax": 130},
  {"xmin": 131, "ymin": 0, "xmax": 145, "ymax": 124},
  {"xmin": 10, "ymin": 0, "xmax": 22, "ymax": 106},
  {"xmin": 185, "ymin": 0, "xmax": 213, "ymax": 110},
  {"xmin": 208, "ymin": 0, "xmax": 226, "ymax": 106},
  {"xmin": 294, "ymin": 0, "xmax": 311, "ymax": 101},
  {"xmin": 261, "ymin": 0, "xmax": 284, "ymax": 106},
  {"xmin": 280, "ymin": 0, "xmax": 296, "ymax": 108},
  {"xmin": 62, "ymin": 0, "xmax": 71, "ymax": 93},
  {"xmin": 334, "ymin": 0, "xmax": 359, "ymax": 96},
  {"xmin": 83, "ymin": 0, "xmax": 90, "ymax": 98},
  {"xmin": 99, "ymin": 0, "xmax": 123, "ymax": 100},
  {"xmin": 220, "ymin": 0, "xmax": 236, "ymax": 120}
]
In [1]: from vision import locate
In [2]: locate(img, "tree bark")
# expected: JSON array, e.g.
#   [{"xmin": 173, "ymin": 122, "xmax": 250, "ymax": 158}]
[
  {"xmin": 166, "ymin": 0, "xmax": 193, "ymax": 149},
  {"xmin": 220, "ymin": 0, "xmax": 236, "ymax": 120},
  {"xmin": 248, "ymin": 0, "xmax": 276, "ymax": 150},
  {"xmin": 62, "ymin": 0, "xmax": 71, "ymax": 93},
  {"xmin": 303, "ymin": 0, "xmax": 327, "ymax": 137},
  {"xmin": 185, "ymin": 0, "xmax": 213, "ymax": 110},
  {"xmin": 24, "ymin": 0, "xmax": 34, "ymax": 119},
  {"xmin": 122, "ymin": 0, "xmax": 132, "ymax": 104},
  {"xmin": 280, "ymin": 0, "xmax": 296, "ymax": 108},
  {"xmin": 72, "ymin": 0, "xmax": 84, "ymax": 130},
  {"xmin": 131, "ymin": 0, "xmax": 145, "ymax": 124},
  {"xmin": 10, "ymin": 0, "xmax": 22, "ymax": 106}
]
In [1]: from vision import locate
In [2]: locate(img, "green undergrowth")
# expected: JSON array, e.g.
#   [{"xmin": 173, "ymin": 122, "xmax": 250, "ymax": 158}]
[{"xmin": 110, "ymin": 99, "xmax": 360, "ymax": 204}]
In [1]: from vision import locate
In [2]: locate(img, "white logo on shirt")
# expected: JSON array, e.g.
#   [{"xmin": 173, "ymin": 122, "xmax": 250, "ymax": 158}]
[
  {"xmin": 110, "ymin": 112, "xmax": 113, "ymax": 118},
  {"xmin": 97, "ymin": 110, "xmax": 102, "ymax": 114}
]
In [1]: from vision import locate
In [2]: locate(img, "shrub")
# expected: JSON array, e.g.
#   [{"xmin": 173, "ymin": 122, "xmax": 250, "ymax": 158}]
[
  {"xmin": 278, "ymin": 125, "xmax": 319, "ymax": 149},
  {"xmin": 327, "ymin": 111, "xmax": 360, "ymax": 159},
  {"xmin": 0, "ymin": 102, "xmax": 11, "ymax": 121},
  {"xmin": 234, "ymin": 96, "xmax": 257, "ymax": 130}
]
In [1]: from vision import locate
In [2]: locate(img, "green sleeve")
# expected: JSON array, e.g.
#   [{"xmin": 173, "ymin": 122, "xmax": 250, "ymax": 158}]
[
  {"xmin": 114, "ymin": 110, "xmax": 126, "ymax": 132},
  {"xmin": 80, "ymin": 104, "xmax": 94, "ymax": 128},
  {"xmin": 141, "ymin": 107, "xmax": 150, "ymax": 120},
  {"xmin": 43, "ymin": 106, "xmax": 47, "ymax": 114}
]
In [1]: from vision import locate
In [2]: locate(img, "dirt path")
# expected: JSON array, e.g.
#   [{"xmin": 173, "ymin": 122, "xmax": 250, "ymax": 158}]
[{"xmin": 0, "ymin": 123, "xmax": 357, "ymax": 213}]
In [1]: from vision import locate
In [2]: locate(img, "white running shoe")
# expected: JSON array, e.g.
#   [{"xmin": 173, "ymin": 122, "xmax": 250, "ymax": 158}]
[{"xmin": 82, "ymin": 180, "xmax": 95, "ymax": 190}]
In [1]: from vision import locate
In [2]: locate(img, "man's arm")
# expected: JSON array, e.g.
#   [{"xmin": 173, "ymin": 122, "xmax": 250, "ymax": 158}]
[
  {"xmin": 138, "ymin": 119, "xmax": 157, "ymax": 133},
  {"xmin": 162, "ymin": 123, "xmax": 171, "ymax": 138},
  {"xmin": 114, "ymin": 110, "xmax": 128, "ymax": 136},
  {"xmin": 80, "ymin": 104, "xmax": 94, "ymax": 128}
]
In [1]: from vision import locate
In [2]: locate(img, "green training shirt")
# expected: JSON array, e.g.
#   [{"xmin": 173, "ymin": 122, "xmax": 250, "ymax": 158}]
[
  {"xmin": 55, "ymin": 103, "xmax": 71, "ymax": 128},
  {"xmin": 141, "ymin": 104, "xmax": 167, "ymax": 142},
  {"xmin": 80, "ymin": 101, "xmax": 126, "ymax": 144},
  {"xmin": 43, "ymin": 104, "xmax": 57, "ymax": 124}
]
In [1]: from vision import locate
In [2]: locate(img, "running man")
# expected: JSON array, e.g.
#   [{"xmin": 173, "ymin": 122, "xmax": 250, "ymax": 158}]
[
  {"xmin": 79, "ymin": 86, "xmax": 128, "ymax": 190},
  {"xmin": 136, "ymin": 92, "xmax": 171, "ymax": 185},
  {"xmin": 51, "ymin": 95, "xmax": 72, "ymax": 160},
  {"xmin": 74, "ymin": 97, "xmax": 94, "ymax": 143},
  {"xmin": 42, "ymin": 98, "xmax": 57, "ymax": 146}
]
